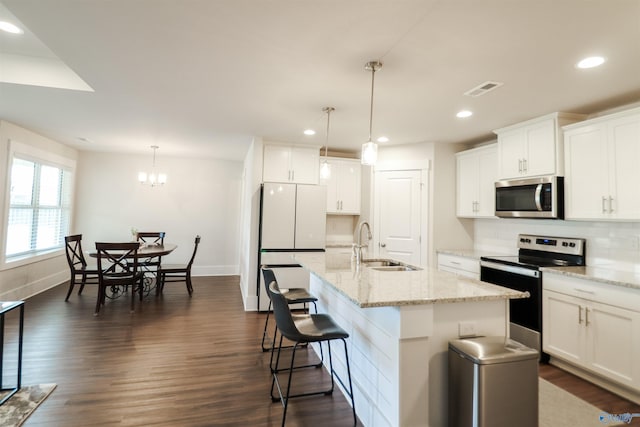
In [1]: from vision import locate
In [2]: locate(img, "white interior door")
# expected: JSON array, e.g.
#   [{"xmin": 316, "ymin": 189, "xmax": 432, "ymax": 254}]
[{"xmin": 375, "ymin": 170, "xmax": 422, "ymax": 265}]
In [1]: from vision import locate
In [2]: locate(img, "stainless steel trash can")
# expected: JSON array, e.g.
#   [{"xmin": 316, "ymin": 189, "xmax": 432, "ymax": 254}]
[{"xmin": 448, "ymin": 336, "xmax": 539, "ymax": 427}]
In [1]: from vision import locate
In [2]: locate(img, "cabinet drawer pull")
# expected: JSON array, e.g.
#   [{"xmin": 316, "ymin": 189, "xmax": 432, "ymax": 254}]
[
  {"xmin": 574, "ymin": 288, "xmax": 595, "ymax": 295},
  {"xmin": 450, "ymin": 261, "xmax": 461, "ymax": 265}
]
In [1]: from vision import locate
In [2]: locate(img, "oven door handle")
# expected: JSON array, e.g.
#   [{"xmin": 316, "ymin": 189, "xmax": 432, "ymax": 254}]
[
  {"xmin": 534, "ymin": 184, "xmax": 543, "ymax": 211},
  {"xmin": 480, "ymin": 260, "xmax": 540, "ymax": 278}
]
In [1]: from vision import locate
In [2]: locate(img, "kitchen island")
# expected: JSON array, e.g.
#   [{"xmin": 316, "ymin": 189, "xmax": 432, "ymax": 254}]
[{"xmin": 292, "ymin": 252, "xmax": 528, "ymax": 427}]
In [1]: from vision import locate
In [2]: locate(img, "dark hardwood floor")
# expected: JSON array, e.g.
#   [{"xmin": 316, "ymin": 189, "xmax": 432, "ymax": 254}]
[{"xmin": 4, "ymin": 276, "xmax": 639, "ymax": 426}]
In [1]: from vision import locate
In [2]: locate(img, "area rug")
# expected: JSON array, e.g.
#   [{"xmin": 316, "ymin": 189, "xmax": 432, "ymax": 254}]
[
  {"xmin": 540, "ymin": 378, "xmax": 627, "ymax": 427},
  {"xmin": 0, "ymin": 384, "xmax": 57, "ymax": 427}
]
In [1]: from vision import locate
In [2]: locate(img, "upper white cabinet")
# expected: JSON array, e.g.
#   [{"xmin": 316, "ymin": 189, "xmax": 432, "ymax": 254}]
[
  {"xmin": 320, "ymin": 157, "xmax": 361, "ymax": 215},
  {"xmin": 456, "ymin": 143, "xmax": 498, "ymax": 218},
  {"xmin": 564, "ymin": 107, "xmax": 640, "ymax": 220},
  {"xmin": 543, "ymin": 273, "xmax": 640, "ymax": 393},
  {"xmin": 494, "ymin": 112, "xmax": 585, "ymax": 180},
  {"xmin": 263, "ymin": 144, "xmax": 320, "ymax": 184}
]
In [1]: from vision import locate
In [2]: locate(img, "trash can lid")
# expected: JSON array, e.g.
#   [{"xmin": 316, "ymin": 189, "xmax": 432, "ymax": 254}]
[{"xmin": 449, "ymin": 336, "xmax": 539, "ymax": 365}]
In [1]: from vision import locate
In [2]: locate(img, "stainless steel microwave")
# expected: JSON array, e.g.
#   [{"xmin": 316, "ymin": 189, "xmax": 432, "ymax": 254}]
[{"xmin": 495, "ymin": 176, "xmax": 564, "ymax": 219}]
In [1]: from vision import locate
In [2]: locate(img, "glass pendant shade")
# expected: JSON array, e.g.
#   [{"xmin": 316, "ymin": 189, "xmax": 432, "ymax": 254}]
[
  {"xmin": 319, "ymin": 160, "xmax": 331, "ymax": 179},
  {"xmin": 361, "ymin": 140, "xmax": 378, "ymax": 166}
]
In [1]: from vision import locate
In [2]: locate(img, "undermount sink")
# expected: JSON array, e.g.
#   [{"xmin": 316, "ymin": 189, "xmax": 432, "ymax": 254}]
[
  {"xmin": 361, "ymin": 259, "xmax": 401, "ymax": 267},
  {"xmin": 361, "ymin": 259, "xmax": 422, "ymax": 271}
]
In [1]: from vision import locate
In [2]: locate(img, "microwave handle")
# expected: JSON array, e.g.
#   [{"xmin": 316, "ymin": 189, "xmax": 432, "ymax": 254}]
[{"xmin": 534, "ymin": 184, "xmax": 543, "ymax": 211}]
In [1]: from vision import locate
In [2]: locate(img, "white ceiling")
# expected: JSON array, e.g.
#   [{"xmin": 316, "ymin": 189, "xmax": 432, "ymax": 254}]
[{"xmin": 1, "ymin": 0, "xmax": 639, "ymax": 161}]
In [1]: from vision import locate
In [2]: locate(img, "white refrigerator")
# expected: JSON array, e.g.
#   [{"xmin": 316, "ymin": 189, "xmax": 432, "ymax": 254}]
[{"xmin": 257, "ymin": 182, "xmax": 326, "ymax": 311}]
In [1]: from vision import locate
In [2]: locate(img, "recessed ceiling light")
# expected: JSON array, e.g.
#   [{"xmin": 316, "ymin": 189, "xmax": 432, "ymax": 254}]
[
  {"xmin": 456, "ymin": 110, "xmax": 473, "ymax": 118},
  {"xmin": 303, "ymin": 129, "xmax": 316, "ymax": 136},
  {"xmin": 0, "ymin": 21, "xmax": 24, "ymax": 34},
  {"xmin": 377, "ymin": 136, "xmax": 389, "ymax": 143},
  {"xmin": 576, "ymin": 56, "xmax": 605, "ymax": 69}
]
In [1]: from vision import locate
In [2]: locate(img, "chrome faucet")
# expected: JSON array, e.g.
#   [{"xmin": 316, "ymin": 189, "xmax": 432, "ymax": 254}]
[{"xmin": 353, "ymin": 221, "xmax": 372, "ymax": 265}]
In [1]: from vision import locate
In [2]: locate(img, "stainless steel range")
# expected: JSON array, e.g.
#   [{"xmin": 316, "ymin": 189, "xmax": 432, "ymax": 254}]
[{"xmin": 480, "ymin": 234, "xmax": 586, "ymax": 360}]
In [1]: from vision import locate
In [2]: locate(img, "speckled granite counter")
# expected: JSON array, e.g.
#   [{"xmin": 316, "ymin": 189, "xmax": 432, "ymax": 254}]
[
  {"xmin": 292, "ymin": 251, "xmax": 527, "ymax": 308},
  {"xmin": 542, "ymin": 266, "xmax": 640, "ymax": 291}
]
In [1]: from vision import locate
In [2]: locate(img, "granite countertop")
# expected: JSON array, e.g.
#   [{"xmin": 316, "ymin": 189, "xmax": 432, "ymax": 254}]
[
  {"xmin": 542, "ymin": 266, "xmax": 640, "ymax": 291},
  {"xmin": 292, "ymin": 252, "xmax": 528, "ymax": 308}
]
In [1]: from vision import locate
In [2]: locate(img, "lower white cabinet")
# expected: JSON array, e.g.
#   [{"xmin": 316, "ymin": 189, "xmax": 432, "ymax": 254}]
[
  {"xmin": 543, "ymin": 273, "xmax": 640, "ymax": 392},
  {"xmin": 437, "ymin": 253, "xmax": 479, "ymax": 280}
]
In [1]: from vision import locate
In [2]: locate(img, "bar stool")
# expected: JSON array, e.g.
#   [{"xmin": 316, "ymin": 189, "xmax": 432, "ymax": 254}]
[
  {"xmin": 267, "ymin": 280, "xmax": 356, "ymax": 427},
  {"xmin": 260, "ymin": 268, "xmax": 318, "ymax": 352}
]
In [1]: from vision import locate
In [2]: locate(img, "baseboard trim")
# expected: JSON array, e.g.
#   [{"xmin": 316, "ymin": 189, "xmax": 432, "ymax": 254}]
[{"xmin": 549, "ymin": 357, "xmax": 640, "ymax": 405}]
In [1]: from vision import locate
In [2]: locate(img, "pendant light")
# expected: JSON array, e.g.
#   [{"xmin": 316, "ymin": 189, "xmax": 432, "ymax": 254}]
[
  {"xmin": 361, "ymin": 60, "xmax": 382, "ymax": 166},
  {"xmin": 319, "ymin": 106, "xmax": 335, "ymax": 180},
  {"xmin": 138, "ymin": 145, "xmax": 167, "ymax": 187}
]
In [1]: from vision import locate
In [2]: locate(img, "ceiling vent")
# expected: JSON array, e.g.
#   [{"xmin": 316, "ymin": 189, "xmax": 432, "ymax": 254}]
[{"xmin": 464, "ymin": 81, "xmax": 504, "ymax": 97}]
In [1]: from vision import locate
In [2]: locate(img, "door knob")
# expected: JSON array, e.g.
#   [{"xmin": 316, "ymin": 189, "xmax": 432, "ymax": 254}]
[{"xmin": 380, "ymin": 243, "xmax": 386, "ymax": 248}]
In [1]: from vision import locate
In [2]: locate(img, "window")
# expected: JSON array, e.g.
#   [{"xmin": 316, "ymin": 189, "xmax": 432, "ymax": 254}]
[{"xmin": 3, "ymin": 141, "xmax": 75, "ymax": 265}]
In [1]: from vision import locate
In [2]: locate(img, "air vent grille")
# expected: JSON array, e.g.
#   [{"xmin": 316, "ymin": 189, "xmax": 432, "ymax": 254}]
[{"xmin": 464, "ymin": 81, "xmax": 504, "ymax": 97}]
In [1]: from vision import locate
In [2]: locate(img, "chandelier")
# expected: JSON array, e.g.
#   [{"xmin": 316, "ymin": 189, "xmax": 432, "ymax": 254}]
[{"xmin": 138, "ymin": 145, "xmax": 167, "ymax": 187}]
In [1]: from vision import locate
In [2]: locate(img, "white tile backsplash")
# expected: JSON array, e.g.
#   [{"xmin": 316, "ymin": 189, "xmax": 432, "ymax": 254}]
[
  {"xmin": 326, "ymin": 215, "xmax": 358, "ymax": 245},
  {"xmin": 474, "ymin": 218, "xmax": 640, "ymax": 272}
]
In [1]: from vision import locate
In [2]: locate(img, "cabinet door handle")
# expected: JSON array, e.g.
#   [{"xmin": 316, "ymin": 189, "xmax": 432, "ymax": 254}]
[
  {"xmin": 578, "ymin": 305, "xmax": 583, "ymax": 324},
  {"xmin": 523, "ymin": 158, "xmax": 527, "ymax": 173},
  {"xmin": 336, "ymin": 201, "xmax": 340, "ymax": 210},
  {"xmin": 585, "ymin": 307, "xmax": 591, "ymax": 326},
  {"xmin": 518, "ymin": 159, "xmax": 522, "ymax": 173},
  {"xmin": 602, "ymin": 196, "xmax": 607, "ymax": 213},
  {"xmin": 609, "ymin": 196, "xmax": 614, "ymax": 213},
  {"xmin": 291, "ymin": 170, "xmax": 295, "ymax": 181}
]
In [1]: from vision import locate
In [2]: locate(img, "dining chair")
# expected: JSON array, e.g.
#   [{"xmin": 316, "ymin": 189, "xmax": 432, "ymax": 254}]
[
  {"xmin": 268, "ymin": 280, "xmax": 356, "ymax": 427},
  {"xmin": 157, "ymin": 235, "xmax": 200, "ymax": 296},
  {"xmin": 136, "ymin": 231, "xmax": 166, "ymax": 285},
  {"xmin": 64, "ymin": 234, "xmax": 100, "ymax": 301},
  {"xmin": 94, "ymin": 242, "xmax": 145, "ymax": 315}
]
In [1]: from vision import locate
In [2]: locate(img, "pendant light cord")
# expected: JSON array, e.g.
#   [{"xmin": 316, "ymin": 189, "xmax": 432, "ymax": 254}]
[
  {"xmin": 368, "ymin": 66, "xmax": 375, "ymax": 142},
  {"xmin": 322, "ymin": 107, "xmax": 334, "ymax": 157}
]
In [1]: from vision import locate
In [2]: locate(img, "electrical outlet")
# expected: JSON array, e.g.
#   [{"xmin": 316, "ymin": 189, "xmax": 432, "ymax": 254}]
[{"xmin": 458, "ymin": 321, "xmax": 477, "ymax": 338}]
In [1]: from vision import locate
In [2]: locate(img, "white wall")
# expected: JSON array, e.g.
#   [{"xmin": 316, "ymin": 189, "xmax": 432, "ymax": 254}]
[
  {"xmin": 238, "ymin": 137, "xmax": 263, "ymax": 310},
  {"xmin": 74, "ymin": 150, "xmax": 243, "ymax": 276},
  {"xmin": 0, "ymin": 121, "xmax": 79, "ymax": 300}
]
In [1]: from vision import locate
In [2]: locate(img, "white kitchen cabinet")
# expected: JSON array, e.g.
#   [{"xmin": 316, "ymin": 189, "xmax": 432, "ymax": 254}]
[
  {"xmin": 494, "ymin": 112, "xmax": 585, "ymax": 180},
  {"xmin": 263, "ymin": 144, "xmax": 320, "ymax": 184},
  {"xmin": 456, "ymin": 143, "xmax": 497, "ymax": 218},
  {"xmin": 543, "ymin": 273, "xmax": 640, "ymax": 393},
  {"xmin": 564, "ymin": 107, "xmax": 640, "ymax": 220},
  {"xmin": 437, "ymin": 253, "xmax": 480, "ymax": 280},
  {"xmin": 320, "ymin": 157, "xmax": 361, "ymax": 215}
]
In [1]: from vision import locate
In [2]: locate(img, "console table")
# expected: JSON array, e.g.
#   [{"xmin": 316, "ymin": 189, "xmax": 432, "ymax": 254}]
[{"xmin": 0, "ymin": 301, "xmax": 24, "ymax": 405}]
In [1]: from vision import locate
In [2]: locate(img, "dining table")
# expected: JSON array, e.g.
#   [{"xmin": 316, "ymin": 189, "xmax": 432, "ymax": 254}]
[{"xmin": 89, "ymin": 243, "xmax": 177, "ymax": 298}]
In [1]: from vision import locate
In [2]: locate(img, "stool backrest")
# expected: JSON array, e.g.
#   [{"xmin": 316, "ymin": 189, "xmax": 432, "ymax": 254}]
[
  {"xmin": 262, "ymin": 268, "xmax": 276, "ymax": 295},
  {"xmin": 267, "ymin": 281, "xmax": 301, "ymax": 341}
]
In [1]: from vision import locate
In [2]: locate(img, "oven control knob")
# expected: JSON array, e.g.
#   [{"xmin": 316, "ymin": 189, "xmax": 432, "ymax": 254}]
[
  {"xmin": 569, "ymin": 242, "xmax": 576, "ymax": 247},
  {"xmin": 562, "ymin": 242, "xmax": 568, "ymax": 247}
]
